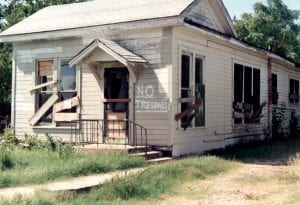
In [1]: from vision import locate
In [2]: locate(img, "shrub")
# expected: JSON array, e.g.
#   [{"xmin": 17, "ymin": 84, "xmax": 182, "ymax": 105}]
[
  {"xmin": 0, "ymin": 145, "xmax": 14, "ymax": 170},
  {"xmin": 25, "ymin": 134, "xmax": 44, "ymax": 149},
  {"xmin": 0, "ymin": 128, "xmax": 17, "ymax": 145}
]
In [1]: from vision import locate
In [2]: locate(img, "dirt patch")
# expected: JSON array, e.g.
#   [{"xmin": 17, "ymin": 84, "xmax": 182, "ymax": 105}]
[{"xmin": 158, "ymin": 163, "xmax": 300, "ymax": 205}]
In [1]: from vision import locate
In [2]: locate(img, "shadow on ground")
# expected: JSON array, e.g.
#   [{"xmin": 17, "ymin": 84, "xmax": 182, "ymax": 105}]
[{"xmin": 212, "ymin": 137, "xmax": 300, "ymax": 166}]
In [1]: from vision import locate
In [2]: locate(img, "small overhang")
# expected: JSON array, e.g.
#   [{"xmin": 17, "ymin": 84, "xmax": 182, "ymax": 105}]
[{"xmin": 70, "ymin": 39, "xmax": 148, "ymax": 82}]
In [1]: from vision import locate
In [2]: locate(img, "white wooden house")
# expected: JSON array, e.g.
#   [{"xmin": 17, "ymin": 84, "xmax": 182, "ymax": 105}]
[{"xmin": 1, "ymin": 0, "xmax": 299, "ymax": 156}]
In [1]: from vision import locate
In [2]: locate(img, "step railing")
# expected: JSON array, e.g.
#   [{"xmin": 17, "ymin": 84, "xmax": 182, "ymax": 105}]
[{"xmin": 70, "ymin": 119, "xmax": 148, "ymax": 150}]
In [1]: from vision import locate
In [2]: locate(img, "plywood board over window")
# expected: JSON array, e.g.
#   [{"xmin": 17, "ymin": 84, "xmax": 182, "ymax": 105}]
[{"xmin": 38, "ymin": 60, "xmax": 53, "ymax": 76}]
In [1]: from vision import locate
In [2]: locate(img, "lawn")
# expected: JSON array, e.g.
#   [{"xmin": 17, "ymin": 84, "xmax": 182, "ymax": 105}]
[
  {"xmin": 1, "ymin": 156, "xmax": 237, "ymax": 205},
  {"xmin": 0, "ymin": 131, "xmax": 145, "ymax": 188},
  {"xmin": 2, "ymin": 136, "xmax": 300, "ymax": 205}
]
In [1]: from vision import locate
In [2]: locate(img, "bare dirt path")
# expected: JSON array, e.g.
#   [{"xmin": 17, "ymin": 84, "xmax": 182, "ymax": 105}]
[{"xmin": 159, "ymin": 163, "xmax": 300, "ymax": 205}]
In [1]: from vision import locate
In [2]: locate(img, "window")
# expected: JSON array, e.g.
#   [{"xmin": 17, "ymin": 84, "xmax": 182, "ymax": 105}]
[
  {"xmin": 272, "ymin": 74, "xmax": 278, "ymax": 105},
  {"xmin": 59, "ymin": 59, "xmax": 77, "ymax": 112},
  {"xmin": 289, "ymin": 79, "xmax": 299, "ymax": 104},
  {"xmin": 233, "ymin": 63, "xmax": 260, "ymax": 124},
  {"xmin": 34, "ymin": 59, "xmax": 78, "ymax": 126},
  {"xmin": 36, "ymin": 60, "xmax": 54, "ymax": 124},
  {"xmin": 180, "ymin": 53, "xmax": 205, "ymax": 128}
]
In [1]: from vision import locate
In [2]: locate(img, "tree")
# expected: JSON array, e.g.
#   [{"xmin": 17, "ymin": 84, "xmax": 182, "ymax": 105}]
[
  {"xmin": 234, "ymin": 0, "xmax": 300, "ymax": 63},
  {"xmin": 0, "ymin": 0, "xmax": 86, "ymax": 117}
]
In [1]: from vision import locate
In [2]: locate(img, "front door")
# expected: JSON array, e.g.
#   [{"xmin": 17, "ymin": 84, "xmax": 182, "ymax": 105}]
[{"xmin": 104, "ymin": 68, "xmax": 129, "ymax": 143}]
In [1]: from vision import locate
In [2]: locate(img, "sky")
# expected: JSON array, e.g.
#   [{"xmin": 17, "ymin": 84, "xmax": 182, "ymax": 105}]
[{"xmin": 223, "ymin": 0, "xmax": 300, "ymax": 19}]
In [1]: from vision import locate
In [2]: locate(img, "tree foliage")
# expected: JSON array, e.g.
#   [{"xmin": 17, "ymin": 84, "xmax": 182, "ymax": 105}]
[
  {"xmin": 0, "ymin": 0, "xmax": 85, "ymax": 117},
  {"xmin": 234, "ymin": 0, "xmax": 300, "ymax": 62}
]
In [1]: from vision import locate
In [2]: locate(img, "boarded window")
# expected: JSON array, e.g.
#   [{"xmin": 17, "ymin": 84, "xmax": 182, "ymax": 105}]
[
  {"xmin": 233, "ymin": 63, "xmax": 260, "ymax": 124},
  {"xmin": 37, "ymin": 60, "xmax": 54, "ymax": 124},
  {"xmin": 289, "ymin": 79, "xmax": 299, "ymax": 104},
  {"xmin": 272, "ymin": 74, "xmax": 278, "ymax": 105}
]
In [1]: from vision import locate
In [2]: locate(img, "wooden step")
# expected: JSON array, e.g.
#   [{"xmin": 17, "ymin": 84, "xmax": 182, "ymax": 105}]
[
  {"xmin": 127, "ymin": 146, "xmax": 150, "ymax": 154},
  {"xmin": 130, "ymin": 151, "xmax": 161, "ymax": 160},
  {"xmin": 105, "ymin": 137, "xmax": 128, "ymax": 144},
  {"xmin": 147, "ymin": 157, "xmax": 173, "ymax": 164},
  {"xmin": 106, "ymin": 130, "xmax": 127, "ymax": 138}
]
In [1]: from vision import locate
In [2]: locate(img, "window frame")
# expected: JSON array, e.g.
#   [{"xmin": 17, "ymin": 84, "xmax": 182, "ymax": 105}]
[
  {"xmin": 289, "ymin": 78, "xmax": 299, "ymax": 105},
  {"xmin": 33, "ymin": 58, "xmax": 79, "ymax": 128},
  {"xmin": 272, "ymin": 73, "xmax": 278, "ymax": 105},
  {"xmin": 179, "ymin": 49, "xmax": 206, "ymax": 129},
  {"xmin": 232, "ymin": 61, "xmax": 261, "ymax": 125}
]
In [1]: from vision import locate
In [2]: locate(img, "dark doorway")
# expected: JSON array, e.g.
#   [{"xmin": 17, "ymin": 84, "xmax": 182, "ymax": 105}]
[{"xmin": 104, "ymin": 68, "xmax": 129, "ymax": 143}]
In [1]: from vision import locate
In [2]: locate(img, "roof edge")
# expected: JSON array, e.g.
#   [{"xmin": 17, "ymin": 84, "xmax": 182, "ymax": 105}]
[
  {"xmin": 183, "ymin": 19, "xmax": 300, "ymax": 69},
  {"xmin": 0, "ymin": 16, "xmax": 181, "ymax": 43}
]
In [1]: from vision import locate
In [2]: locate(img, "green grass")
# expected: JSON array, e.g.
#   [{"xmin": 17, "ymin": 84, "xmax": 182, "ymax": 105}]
[
  {"xmin": 0, "ymin": 148, "xmax": 145, "ymax": 188},
  {"xmin": 1, "ymin": 156, "xmax": 236, "ymax": 205}
]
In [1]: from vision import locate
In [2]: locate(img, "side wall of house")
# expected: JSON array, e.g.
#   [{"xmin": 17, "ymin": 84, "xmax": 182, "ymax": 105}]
[
  {"xmin": 273, "ymin": 62, "xmax": 300, "ymax": 132},
  {"xmin": 171, "ymin": 26, "xmax": 270, "ymax": 156}
]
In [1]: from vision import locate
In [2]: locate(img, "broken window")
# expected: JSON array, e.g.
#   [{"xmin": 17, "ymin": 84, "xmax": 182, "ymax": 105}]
[
  {"xmin": 289, "ymin": 79, "xmax": 299, "ymax": 104},
  {"xmin": 180, "ymin": 53, "xmax": 205, "ymax": 129},
  {"xmin": 194, "ymin": 57, "xmax": 205, "ymax": 127},
  {"xmin": 59, "ymin": 59, "xmax": 77, "ymax": 113},
  {"xmin": 31, "ymin": 59, "xmax": 79, "ymax": 127},
  {"xmin": 233, "ymin": 63, "xmax": 260, "ymax": 124},
  {"xmin": 181, "ymin": 54, "xmax": 192, "ymax": 128},
  {"xmin": 272, "ymin": 74, "xmax": 278, "ymax": 105},
  {"xmin": 36, "ymin": 60, "xmax": 54, "ymax": 124},
  {"xmin": 104, "ymin": 68, "xmax": 129, "ymax": 112}
]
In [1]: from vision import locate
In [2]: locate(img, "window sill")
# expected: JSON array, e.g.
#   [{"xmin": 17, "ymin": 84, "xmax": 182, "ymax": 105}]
[
  {"xmin": 32, "ymin": 126, "xmax": 72, "ymax": 130},
  {"xmin": 178, "ymin": 126, "xmax": 207, "ymax": 131}
]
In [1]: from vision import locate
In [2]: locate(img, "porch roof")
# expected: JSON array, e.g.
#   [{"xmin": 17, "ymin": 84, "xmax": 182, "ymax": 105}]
[{"xmin": 69, "ymin": 39, "xmax": 148, "ymax": 67}]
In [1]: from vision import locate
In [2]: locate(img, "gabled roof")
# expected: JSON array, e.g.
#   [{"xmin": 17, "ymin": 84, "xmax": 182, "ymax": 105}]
[
  {"xmin": 69, "ymin": 39, "xmax": 148, "ymax": 66},
  {"xmin": 0, "ymin": 0, "xmax": 237, "ymax": 39},
  {"xmin": 0, "ymin": 0, "xmax": 194, "ymax": 36}
]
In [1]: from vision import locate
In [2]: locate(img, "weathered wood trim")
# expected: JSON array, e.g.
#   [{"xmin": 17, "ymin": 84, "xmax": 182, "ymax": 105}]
[
  {"xmin": 53, "ymin": 96, "xmax": 80, "ymax": 113},
  {"xmin": 177, "ymin": 97, "xmax": 195, "ymax": 103},
  {"xmin": 53, "ymin": 113, "xmax": 80, "ymax": 122},
  {"xmin": 101, "ymin": 98, "xmax": 131, "ymax": 103},
  {"xmin": 175, "ymin": 100, "xmax": 202, "ymax": 121},
  {"xmin": 29, "ymin": 93, "xmax": 59, "ymax": 126},
  {"xmin": 30, "ymin": 80, "xmax": 57, "ymax": 92}
]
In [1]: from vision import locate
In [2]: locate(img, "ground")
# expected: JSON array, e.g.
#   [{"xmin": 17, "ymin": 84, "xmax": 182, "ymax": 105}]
[
  {"xmin": 158, "ymin": 163, "xmax": 299, "ymax": 205},
  {"xmin": 1, "ymin": 139, "xmax": 300, "ymax": 205}
]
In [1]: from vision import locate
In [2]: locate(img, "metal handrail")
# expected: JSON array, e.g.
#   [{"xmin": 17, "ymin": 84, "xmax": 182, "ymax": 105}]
[{"xmin": 70, "ymin": 119, "xmax": 148, "ymax": 154}]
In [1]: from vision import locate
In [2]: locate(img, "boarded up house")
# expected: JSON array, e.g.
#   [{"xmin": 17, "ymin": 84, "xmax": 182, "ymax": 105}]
[{"xmin": 1, "ymin": 0, "xmax": 299, "ymax": 156}]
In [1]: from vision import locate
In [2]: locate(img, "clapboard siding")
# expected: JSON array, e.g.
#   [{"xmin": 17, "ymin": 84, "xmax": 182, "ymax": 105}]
[
  {"xmin": 13, "ymin": 28, "xmax": 172, "ymax": 145},
  {"xmin": 171, "ymin": 26, "xmax": 269, "ymax": 156},
  {"xmin": 13, "ymin": 38, "xmax": 84, "ymax": 139}
]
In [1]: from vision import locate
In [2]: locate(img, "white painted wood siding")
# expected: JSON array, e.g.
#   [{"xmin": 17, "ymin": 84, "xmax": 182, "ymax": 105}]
[{"xmin": 171, "ymin": 27, "xmax": 270, "ymax": 156}]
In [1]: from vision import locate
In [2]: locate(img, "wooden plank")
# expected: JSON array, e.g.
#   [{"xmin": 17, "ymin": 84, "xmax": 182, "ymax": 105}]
[
  {"xmin": 54, "ymin": 113, "xmax": 79, "ymax": 122},
  {"xmin": 53, "ymin": 96, "xmax": 80, "ymax": 113},
  {"xmin": 107, "ymin": 112, "xmax": 126, "ymax": 120},
  {"xmin": 38, "ymin": 60, "xmax": 53, "ymax": 76},
  {"xmin": 30, "ymin": 80, "xmax": 57, "ymax": 92},
  {"xmin": 29, "ymin": 93, "xmax": 59, "ymax": 126},
  {"xmin": 175, "ymin": 100, "xmax": 202, "ymax": 121},
  {"xmin": 101, "ymin": 98, "xmax": 131, "ymax": 103},
  {"xmin": 177, "ymin": 97, "xmax": 195, "ymax": 103}
]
